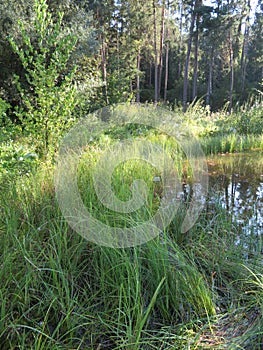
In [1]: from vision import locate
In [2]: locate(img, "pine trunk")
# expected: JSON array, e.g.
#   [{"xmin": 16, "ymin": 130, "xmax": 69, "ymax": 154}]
[
  {"xmin": 241, "ymin": 0, "xmax": 250, "ymax": 92},
  {"xmin": 228, "ymin": 30, "xmax": 234, "ymax": 112},
  {"xmin": 206, "ymin": 47, "xmax": 214, "ymax": 107},
  {"xmin": 136, "ymin": 52, "xmax": 141, "ymax": 103},
  {"xmin": 178, "ymin": 1, "xmax": 184, "ymax": 78},
  {"xmin": 101, "ymin": 36, "xmax": 109, "ymax": 104},
  {"xmin": 192, "ymin": 13, "xmax": 200, "ymax": 101},
  {"xmin": 164, "ymin": 40, "xmax": 169, "ymax": 102},
  {"xmin": 153, "ymin": 0, "xmax": 158, "ymax": 104},
  {"xmin": 183, "ymin": 0, "xmax": 197, "ymax": 111},
  {"xmin": 158, "ymin": 4, "xmax": 165, "ymax": 100}
]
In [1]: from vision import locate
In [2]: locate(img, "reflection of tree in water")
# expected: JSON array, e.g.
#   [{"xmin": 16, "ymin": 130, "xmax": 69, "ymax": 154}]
[{"xmin": 203, "ymin": 152, "xmax": 263, "ymax": 254}]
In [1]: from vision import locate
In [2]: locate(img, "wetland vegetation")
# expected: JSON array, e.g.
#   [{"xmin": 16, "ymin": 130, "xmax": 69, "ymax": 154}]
[{"xmin": 0, "ymin": 1, "xmax": 262, "ymax": 349}]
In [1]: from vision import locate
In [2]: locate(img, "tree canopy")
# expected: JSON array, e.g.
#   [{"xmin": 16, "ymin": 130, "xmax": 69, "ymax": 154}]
[{"xmin": 0, "ymin": 0, "xmax": 262, "ymax": 117}]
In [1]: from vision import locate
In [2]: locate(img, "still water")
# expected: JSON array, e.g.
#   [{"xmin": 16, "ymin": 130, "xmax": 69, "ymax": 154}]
[
  {"xmin": 206, "ymin": 152, "xmax": 263, "ymax": 234},
  {"xmin": 181, "ymin": 151, "xmax": 262, "ymax": 254}
]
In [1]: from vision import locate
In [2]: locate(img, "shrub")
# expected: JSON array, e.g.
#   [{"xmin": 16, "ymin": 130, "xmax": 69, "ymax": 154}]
[{"xmin": 9, "ymin": 0, "xmax": 79, "ymax": 158}]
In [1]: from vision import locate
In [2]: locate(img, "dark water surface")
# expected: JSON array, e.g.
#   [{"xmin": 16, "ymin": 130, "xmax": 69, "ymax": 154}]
[
  {"xmin": 201, "ymin": 151, "xmax": 263, "ymax": 253},
  {"xmin": 180, "ymin": 151, "xmax": 262, "ymax": 254},
  {"xmin": 206, "ymin": 152, "xmax": 262, "ymax": 228}
]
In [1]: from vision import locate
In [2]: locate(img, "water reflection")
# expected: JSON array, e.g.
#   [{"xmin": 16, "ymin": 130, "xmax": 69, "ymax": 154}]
[
  {"xmin": 205, "ymin": 152, "xmax": 263, "ymax": 251},
  {"xmin": 181, "ymin": 152, "xmax": 263, "ymax": 253},
  {"xmin": 179, "ymin": 152, "xmax": 262, "ymax": 253}
]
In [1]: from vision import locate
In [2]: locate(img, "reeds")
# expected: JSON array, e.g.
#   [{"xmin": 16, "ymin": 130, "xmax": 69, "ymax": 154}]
[{"xmin": 1, "ymin": 131, "xmax": 262, "ymax": 349}]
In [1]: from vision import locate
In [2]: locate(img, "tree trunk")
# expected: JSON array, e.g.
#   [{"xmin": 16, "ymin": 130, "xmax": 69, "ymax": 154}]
[
  {"xmin": 183, "ymin": 0, "xmax": 197, "ymax": 111},
  {"xmin": 136, "ymin": 52, "xmax": 141, "ymax": 103},
  {"xmin": 153, "ymin": 0, "xmax": 158, "ymax": 104},
  {"xmin": 101, "ymin": 35, "xmax": 109, "ymax": 104},
  {"xmin": 192, "ymin": 12, "xmax": 200, "ymax": 101},
  {"xmin": 149, "ymin": 63, "xmax": 152, "ymax": 86},
  {"xmin": 158, "ymin": 3, "xmax": 165, "ymax": 100},
  {"xmin": 178, "ymin": 0, "xmax": 184, "ymax": 78},
  {"xmin": 241, "ymin": 0, "xmax": 250, "ymax": 92},
  {"xmin": 117, "ymin": 27, "xmax": 120, "ymax": 79},
  {"xmin": 206, "ymin": 46, "xmax": 214, "ymax": 107},
  {"xmin": 228, "ymin": 30, "xmax": 234, "ymax": 112},
  {"xmin": 164, "ymin": 39, "xmax": 169, "ymax": 102}
]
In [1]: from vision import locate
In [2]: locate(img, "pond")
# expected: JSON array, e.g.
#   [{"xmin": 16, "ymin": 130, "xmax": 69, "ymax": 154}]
[
  {"xmin": 206, "ymin": 151, "xmax": 262, "ymax": 227},
  {"xmin": 197, "ymin": 151, "xmax": 263, "ymax": 255},
  {"xmin": 179, "ymin": 151, "xmax": 262, "ymax": 254}
]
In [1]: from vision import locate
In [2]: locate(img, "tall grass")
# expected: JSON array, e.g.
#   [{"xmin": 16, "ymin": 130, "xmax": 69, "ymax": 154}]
[
  {"xmin": 1, "ymin": 132, "xmax": 262, "ymax": 349},
  {"xmin": 179, "ymin": 97, "xmax": 263, "ymax": 155},
  {"xmin": 200, "ymin": 134, "xmax": 263, "ymax": 155}
]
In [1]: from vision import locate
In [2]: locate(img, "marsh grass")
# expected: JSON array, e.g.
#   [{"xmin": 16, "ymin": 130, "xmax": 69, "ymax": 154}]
[
  {"xmin": 0, "ymin": 132, "xmax": 262, "ymax": 349},
  {"xmin": 200, "ymin": 134, "xmax": 263, "ymax": 155},
  {"xmin": 181, "ymin": 97, "xmax": 263, "ymax": 155}
]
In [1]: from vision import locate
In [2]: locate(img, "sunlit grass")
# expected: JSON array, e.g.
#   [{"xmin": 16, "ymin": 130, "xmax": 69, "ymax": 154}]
[
  {"xmin": 0, "ymin": 128, "xmax": 262, "ymax": 349},
  {"xmin": 200, "ymin": 134, "xmax": 263, "ymax": 155}
]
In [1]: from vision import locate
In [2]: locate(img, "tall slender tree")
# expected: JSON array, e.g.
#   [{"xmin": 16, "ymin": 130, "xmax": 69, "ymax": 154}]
[
  {"xmin": 183, "ymin": 0, "xmax": 198, "ymax": 111},
  {"xmin": 192, "ymin": 2, "xmax": 202, "ymax": 101},
  {"xmin": 240, "ymin": 0, "xmax": 251, "ymax": 92},
  {"xmin": 158, "ymin": 1, "xmax": 165, "ymax": 99},
  {"xmin": 164, "ymin": 25, "xmax": 170, "ymax": 102}
]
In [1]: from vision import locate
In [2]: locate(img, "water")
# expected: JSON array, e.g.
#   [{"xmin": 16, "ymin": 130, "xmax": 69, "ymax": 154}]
[
  {"xmin": 179, "ymin": 152, "xmax": 262, "ymax": 254},
  {"xmin": 206, "ymin": 152, "xmax": 262, "ymax": 226},
  {"xmin": 203, "ymin": 152, "xmax": 263, "ymax": 254}
]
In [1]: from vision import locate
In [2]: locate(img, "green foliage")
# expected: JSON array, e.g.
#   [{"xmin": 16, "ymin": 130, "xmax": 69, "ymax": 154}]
[
  {"xmin": 9, "ymin": 0, "xmax": 79, "ymax": 158},
  {"xmin": 0, "ymin": 1, "xmax": 35, "ymax": 107},
  {"xmin": 0, "ymin": 0, "xmax": 262, "ymax": 112},
  {"xmin": 107, "ymin": 70, "xmax": 134, "ymax": 104},
  {"xmin": 0, "ymin": 98, "xmax": 22, "ymax": 145},
  {"xmin": 1, "ymin": 141, "xmax": 262, "ymax": 348},
  {"xmin": 174, "ymin": 98, "xmax": 263, "ymax": 155},
  {"xmin": 235, "ymin": 100, "xmax": 263, "ymax": 135},
  {"xmin": 0, "ymin": 138, "xmax": 38, "ymax": 182},
  {"xmin": 0, "ymin": 97, "xmax": 10, "ymax": 126}
]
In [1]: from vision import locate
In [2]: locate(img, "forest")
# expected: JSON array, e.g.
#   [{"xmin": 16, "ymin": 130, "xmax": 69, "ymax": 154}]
[
  {"xmin": 0, "ymin": 0, "xmax": 262, "ymax": 114},
  {"xmin": 0, "ymin": 0, "xmax": 262, "ymax": 349}
]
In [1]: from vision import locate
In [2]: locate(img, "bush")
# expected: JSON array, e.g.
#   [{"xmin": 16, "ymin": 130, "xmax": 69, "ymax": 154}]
[
  {"xmin": 9, "ymin": 0, "xmax": 79, "ymax": 158},
  {"xmin": 0, "ymin": 138, "xmax": 38, "ymax": 182},
  {"xmin": 0, "ymin": 97, "xmax": 11, "ymax": 126}
]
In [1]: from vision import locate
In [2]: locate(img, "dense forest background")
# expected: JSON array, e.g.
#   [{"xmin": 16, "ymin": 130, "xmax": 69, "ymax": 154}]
[{"xmin": 0, "ymin": 0, "xmax": 262, "ymax": 119}]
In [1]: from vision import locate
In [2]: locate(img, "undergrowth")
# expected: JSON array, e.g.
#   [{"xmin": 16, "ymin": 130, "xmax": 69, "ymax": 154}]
[{"xmin": 0, "ymin": 132, "xmax": 262, "ymax": 349}]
